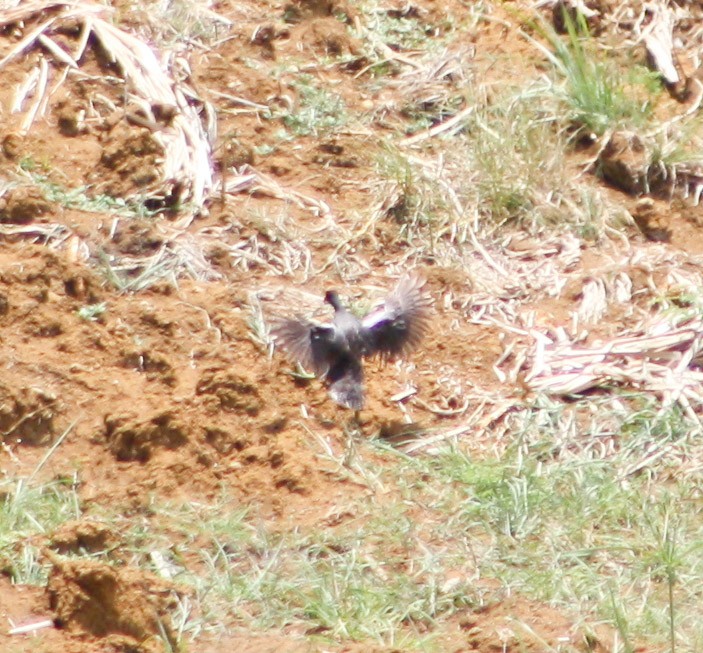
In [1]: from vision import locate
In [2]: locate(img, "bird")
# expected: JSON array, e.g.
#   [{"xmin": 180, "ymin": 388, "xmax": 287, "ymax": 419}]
[{"xmin": 272, "ymin": 274, "xmax": 430, "ymax": 411}]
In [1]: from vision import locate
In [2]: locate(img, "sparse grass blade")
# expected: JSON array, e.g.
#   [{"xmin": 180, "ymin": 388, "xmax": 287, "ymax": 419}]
[
  {"xmin": 0, "ymin": 478, "xmax": 82, "ymax": 585},
  {"xmin": 527, "ymin": 12, "xmax": 658, "ymax": 137}
]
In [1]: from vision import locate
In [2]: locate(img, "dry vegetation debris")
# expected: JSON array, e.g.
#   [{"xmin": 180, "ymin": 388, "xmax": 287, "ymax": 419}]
[
  {"xmin": 0, "ymin": 0, "xmax": 215, "ymax": 218},
  {"xmin": 4, "ymin": 0, "xmax": 703, "ymax": 651}
]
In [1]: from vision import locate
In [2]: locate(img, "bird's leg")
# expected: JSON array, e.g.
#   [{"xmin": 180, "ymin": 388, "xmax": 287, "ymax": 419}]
[
  {"xmin": 349, "ymin": 409, "xmax": 364, "ymax": 437},
  {"xmin": 342, "ymin": 410, "xmax": 362, "ymax": 466}
]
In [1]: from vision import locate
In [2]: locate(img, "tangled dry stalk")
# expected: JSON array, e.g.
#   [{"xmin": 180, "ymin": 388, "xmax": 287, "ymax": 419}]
[{"xmin": 0, "ymin": 1, "xmax": 215, "ymax": 222}]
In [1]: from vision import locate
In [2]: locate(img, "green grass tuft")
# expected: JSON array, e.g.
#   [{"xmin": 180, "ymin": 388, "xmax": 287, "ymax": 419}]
[
  {"xmin": 534, "ymin": 13, "xmax": 659, "ymax": 136},
  {"xmin": 0, "ymin": 479, "xmax": 81, "ymax": 584}
]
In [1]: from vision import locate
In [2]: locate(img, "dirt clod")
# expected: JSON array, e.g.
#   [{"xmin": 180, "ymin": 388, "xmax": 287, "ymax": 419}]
[
  {"xmin": 99, "ymin": 125, "xmax": 163, "ymax": 195},
  {"xmin": 0, "ymin": 187, "xmax": 52, "ymax": 224},
  {"xmin": 104, "ymin": 411, "xmax": 189, "ymax": 462},
  {"xmin": 598, "ymin": 131, "xmax": 648, "ymax": 195},
  {"xmin": 50, "ymin": 520, "xmax": 116, "ymax": 554},
  {"xmin": 632, "ymin": 197, "xmax": 672, "ymax": 242},
  {"xmin": 293, "ymin": 17, "xmax": 361, "ymax": 56},
  {"xmin": 46, "ymin": 552, "xmax": 177, "ymax": 651},
  {"xmin": 2, "ymin": 132, "xmax": 23, "ymax": 159},
  {"xmin": 196, "ymin": 367, "xmax": 263, "ymax": 416},
  {"xmin": 0, "ymin": 382, "xmax": 56, "ymax": 445}
]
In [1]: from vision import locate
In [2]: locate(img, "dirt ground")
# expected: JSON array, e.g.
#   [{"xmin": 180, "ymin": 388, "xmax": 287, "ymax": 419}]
[{"xmin": 0, "ymin": 0, "xmax": 701, "ymax": 651}]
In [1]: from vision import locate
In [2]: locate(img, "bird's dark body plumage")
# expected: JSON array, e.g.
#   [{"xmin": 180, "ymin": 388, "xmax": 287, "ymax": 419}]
[{"xmin": 273, "ymin": 275, "xmax": 430, "ymax": 409}]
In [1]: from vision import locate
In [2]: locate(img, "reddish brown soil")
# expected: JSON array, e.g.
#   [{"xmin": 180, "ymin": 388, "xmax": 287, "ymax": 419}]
[{"xmin": 0, "ymin": 0, "xmax": 699, "ymax": 652}]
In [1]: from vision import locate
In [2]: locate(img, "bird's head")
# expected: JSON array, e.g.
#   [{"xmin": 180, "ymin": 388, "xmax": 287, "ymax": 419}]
[{"xmin": 324, "ymin": 290, "xmax": 343, "ymax": 311}]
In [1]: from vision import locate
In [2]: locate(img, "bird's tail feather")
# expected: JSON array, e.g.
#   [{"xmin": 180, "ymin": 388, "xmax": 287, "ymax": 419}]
[{"xmin": 328, "ymin": 357, "xmax": 365, "ymax": 410}]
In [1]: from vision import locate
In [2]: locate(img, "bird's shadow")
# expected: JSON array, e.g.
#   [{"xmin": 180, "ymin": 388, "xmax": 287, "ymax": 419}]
[{"xmin": 374, "ymin": 419, "xmax": 428, "ymax": 447}]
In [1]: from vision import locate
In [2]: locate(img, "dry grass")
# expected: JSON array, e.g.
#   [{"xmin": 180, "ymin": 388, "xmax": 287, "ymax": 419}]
[
  {"xmin": 0, "ymin": 1, "xmax": 215, "ymax": 225},
  {"xmin": 6, "ymin": 0, "xmax": 703, "ymax": 651}
]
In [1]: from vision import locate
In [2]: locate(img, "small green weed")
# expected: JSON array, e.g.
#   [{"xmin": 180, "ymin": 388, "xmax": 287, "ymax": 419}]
[
  {"xmin": 280, "ymin": 75, "xmax": 348, "ymax": 137},
  {"xmin": 77, "ymin": 302, "xmax": 107, "ymax": 322},
  {"xmin": 24, "ymin": 171, "xmax": 155, "ymax": 218},
  {"xmin": 19, "ymin": 156, "xmax": 50, "ymax": 173},
  {"xmin": 362, "ymin": 4, "xmax": 437, "ymax": 51}
]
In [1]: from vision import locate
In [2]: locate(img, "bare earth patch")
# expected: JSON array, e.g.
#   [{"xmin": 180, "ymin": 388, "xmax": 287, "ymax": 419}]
[{"xmin": 3, "ymin": 0, "xmax": 703, "ymax": 651}]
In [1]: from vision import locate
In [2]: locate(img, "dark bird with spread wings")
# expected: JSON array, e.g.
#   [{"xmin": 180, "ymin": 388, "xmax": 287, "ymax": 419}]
[{"xmin": 272, "ymin": 275, "xmax": 430, "ymax": 410}]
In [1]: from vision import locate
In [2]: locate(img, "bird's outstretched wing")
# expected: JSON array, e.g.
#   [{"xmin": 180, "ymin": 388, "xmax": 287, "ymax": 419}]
[
  {"xmin": 361, "ymin": 274, "xmax": 430, "ymax": 361},
  {"xmin": 272, "ymin": 318, "xmax": 337, "ymax": 377},
  {"xmin": 327, "ymin": 355, "xmax": 364, "ymax": 410}
]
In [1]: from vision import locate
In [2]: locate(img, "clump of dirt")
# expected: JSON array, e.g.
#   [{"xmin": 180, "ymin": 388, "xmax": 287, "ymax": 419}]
[
  {"xmin": 290, "ymin": 17, "xmax": 361, "ymax": 56},
  {"xmin": 54, "ymin": 98, "xmax": 91, "ymax": 138},
  {"xmin": 631, "ymin": 197, "xmax": 672, "ymax": 242},
  {"xmin": 1, "ymin": 132, "xmax": 24, "ymax": 159},
  {"xmin": 111, "ymin": 218, "xmax": 165, "ymax": 257},
  {"xmin": 46, "ymin": 551, "xmax": 178, "ymax": 652},
  {"xmin": 119, "ymin": 347, "xmax": 176, "ymax": 385},
  {"xmin": 0, "ymin": 248, "xmax": 101, "ymax": 342},
  {"xmin": 104, "ymin": 411, "xmax": 189, "ymax": 462},
  {"xmin": 50, "ymin": 521, "xmax": 117, "ymax": 555},
  {"xmin": 196, "ymin": 367, "xmax": 263, "ymax": 416},
  {"xmin": 98, "ymin": 125, "xmax": 163, "ymax": 195},
  {"xmin": 598, "ymin": 131, "xmax": 649, "ymax": 195},
  {"xmin": 0, "ymin": 381, "xmax": 57, "ymax": 445},
  {"xmin": 284, "ymin": 0, "xmax": 357, "ymax": 21},
  {"xmin": 0, "ymin": 247, "xmax": 100, "ymax": 305},
  {"xmin": 593, "ymin": 130, "xmax": 703, "ymax": 254},
  {"xmin": 0, "ymin": 186, "xmax": 52, "ymax": 224}
]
